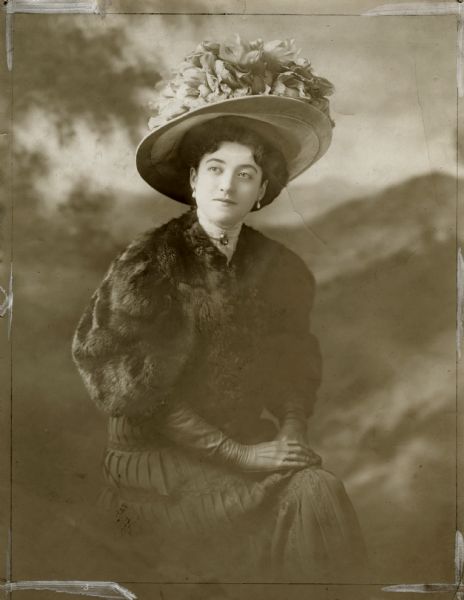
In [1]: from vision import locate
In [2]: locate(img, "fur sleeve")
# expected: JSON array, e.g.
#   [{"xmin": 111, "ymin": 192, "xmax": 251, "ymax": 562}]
[
  {"xmin": 261, "ymin": 248, "xmax": 322, "ymax": 420},
  {"xmin": 71, "ymin": 234, "xmax": 194, "ymax": 419}
]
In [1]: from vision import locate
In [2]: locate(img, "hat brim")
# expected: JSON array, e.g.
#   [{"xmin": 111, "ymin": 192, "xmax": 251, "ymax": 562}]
[{"xmin": 136, "ymin": 95, "xmax": 333, "ymax": 204}]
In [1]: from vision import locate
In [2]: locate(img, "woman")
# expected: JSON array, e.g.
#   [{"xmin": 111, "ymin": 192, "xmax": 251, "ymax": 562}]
[{"xmin": 72, "ymin": 36, "xmax": 367, "ymax": 583}]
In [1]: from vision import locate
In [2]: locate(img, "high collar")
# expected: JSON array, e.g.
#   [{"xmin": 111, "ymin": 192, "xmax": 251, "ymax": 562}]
[
  {"xmin": 196, "ymin": 208, "xmax": 244, "ymax": 241},
  {"xmin": 182, "ymin": 208, "xmax": 250, "ymax": 269},
  {"xmin": 196, "ymin": 208, "xmax": 243, "ymax": 262}
]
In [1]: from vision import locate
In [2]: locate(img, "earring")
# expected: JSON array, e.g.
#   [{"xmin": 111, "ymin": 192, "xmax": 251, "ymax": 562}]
[
  {"xmin": 191, "ymin": 188, "xmax": 196, "ymax": 199},
  {"xmin": 256, "ymin": 199, "xmax": 261, "ymax": 210}
]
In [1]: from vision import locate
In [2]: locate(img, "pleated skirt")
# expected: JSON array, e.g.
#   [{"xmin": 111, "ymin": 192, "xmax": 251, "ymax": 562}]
[{"xmin": 99, "ymin": 417, "xmax": 368, "ymax": 583}]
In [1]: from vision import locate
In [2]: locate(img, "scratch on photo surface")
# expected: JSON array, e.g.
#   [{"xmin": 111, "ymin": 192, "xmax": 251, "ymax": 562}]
[
  {"xmin": 285, "ymin": 187, "xmax": 328, "ymax": 247},
  {"xmin": 3, "ymin": 0, "xmax": 107, "ymax": 71},
  {"xmin": 363, "ymin": 2, "xmax": 464, "ymax": 96},
  {"xmin": 459, "ymin": 8, "xmax": 464, "ymax": 96},
  {"xmin": 458, "ymin": 249, "xmax": 464, "ymax": 360},
  {"xmin": 0, "ymin": 263, "xmax": 13, "ymax": 339},
  {"xmin": 411, "ymin": 58, "xmax": 439, "ymax": 205},
  {"xmin": 1, "ymin": 580, "xmax": 137, "ymax": 599},
  {"xmin": 383, "ymin": 530, "xmax": 464, "ymax": 597},
  {"xmin": 364, "ymin": 2, "xmax": 460, "ymax": 15}
]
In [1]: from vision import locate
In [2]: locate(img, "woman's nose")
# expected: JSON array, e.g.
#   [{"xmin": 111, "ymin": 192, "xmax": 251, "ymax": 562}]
[{"xmin": 218, "ymin": 172, "xmax": 234, "ymax": 194}]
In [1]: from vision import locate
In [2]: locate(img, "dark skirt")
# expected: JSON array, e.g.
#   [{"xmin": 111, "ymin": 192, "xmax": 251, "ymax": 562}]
[{"xmin": 99, "ymin": 417, "xmax": 368, "ymax": 583}]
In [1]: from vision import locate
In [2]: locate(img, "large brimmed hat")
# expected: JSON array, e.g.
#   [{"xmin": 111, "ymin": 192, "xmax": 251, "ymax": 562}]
[{"xmin": 136, "ymin": 36, "xmax": 335, "ymax": 205}]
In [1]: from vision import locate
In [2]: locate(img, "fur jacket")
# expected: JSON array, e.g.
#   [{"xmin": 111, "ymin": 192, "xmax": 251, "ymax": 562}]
[{"xmin": 72, "ymin": 208, "xmax": 322, "ymax": 435}]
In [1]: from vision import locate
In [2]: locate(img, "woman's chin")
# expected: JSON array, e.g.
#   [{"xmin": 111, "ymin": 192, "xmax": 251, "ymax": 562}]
[
  {"xmin": 207, "ymin": 206, "xmax": 249, "ymax": 228},
  {"xmin": 216, "ymin": 218, "xmax": 240, "ymax": 229}
]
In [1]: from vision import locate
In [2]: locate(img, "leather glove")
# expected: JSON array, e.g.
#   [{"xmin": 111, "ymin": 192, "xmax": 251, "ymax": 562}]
[
  {"xmin": 275, "ymin": 400, "xmax": 322, "ymax": 467},
  {"xmin": 279, "ymin": 400, "xmax": 308, "ymax": 434},
  {"xmin": 160, "ymin": 402, "xmax": 314, "ymax": 472}
]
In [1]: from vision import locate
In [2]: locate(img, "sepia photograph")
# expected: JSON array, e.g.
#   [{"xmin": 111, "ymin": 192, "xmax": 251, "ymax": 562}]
[{"xmin": 0, "ymin": 1, "xmax": 460, "ymax": 599}]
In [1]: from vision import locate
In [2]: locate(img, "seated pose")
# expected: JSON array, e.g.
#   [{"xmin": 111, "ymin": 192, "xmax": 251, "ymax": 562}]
[{"xmin": 72, "ymin": 36, "xmax": 367, "ymax": 583}]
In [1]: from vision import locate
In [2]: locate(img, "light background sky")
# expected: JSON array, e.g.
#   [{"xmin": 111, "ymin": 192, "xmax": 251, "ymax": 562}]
[{"xmin": 16, "ymin": 14, "xmax": 456, "ymax": 230}]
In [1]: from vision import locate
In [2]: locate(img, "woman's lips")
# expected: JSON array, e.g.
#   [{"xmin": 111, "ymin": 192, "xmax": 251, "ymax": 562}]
[{"xmin": 214, "ymin": 198, "xmax": 236, "ymax": 205}]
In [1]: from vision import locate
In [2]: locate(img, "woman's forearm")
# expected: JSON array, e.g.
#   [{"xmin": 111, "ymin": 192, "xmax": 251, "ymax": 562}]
[
  {"xmin": 158, "ymin": 402, "xmax": 316, "ymax": 471},
  {"xmin": 278, "ymin": 400, "xmax": 308, "ymax": 436},
  {"xmin": 159, "ymin": 401, "xmax": 249, "ymax": 466},
  {"xmin": 274, "ymin": 400, "xmax": 322, "ymax": 465}
]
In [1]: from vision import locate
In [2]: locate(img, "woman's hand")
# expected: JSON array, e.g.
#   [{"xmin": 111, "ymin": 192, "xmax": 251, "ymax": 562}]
[
  {"xmin": 274, "ymin": 429, "xmax": 322, "ymax": 468},
  {"xmin": 236, "ymin": 440, "xmax": 319, "ymax": 472}
]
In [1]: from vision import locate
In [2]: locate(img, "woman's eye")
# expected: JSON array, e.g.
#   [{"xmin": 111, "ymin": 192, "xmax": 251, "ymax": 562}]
[
  {"xmin": 207, "ymin": 166, "xmax": 220, "ymax": 173},
  {"xmin": 238, "ymin": 171, "xmax": 253, "ymax": 179}
]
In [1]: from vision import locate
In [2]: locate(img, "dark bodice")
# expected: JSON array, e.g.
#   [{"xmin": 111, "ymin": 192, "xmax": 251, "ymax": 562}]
[{"xmin": 72, "ymin": 208, "xmax": 322, "ymax": 436}]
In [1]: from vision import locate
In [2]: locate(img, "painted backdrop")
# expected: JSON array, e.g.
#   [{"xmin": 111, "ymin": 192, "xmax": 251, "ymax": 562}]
[{"xmin": 0, "ymin": 6, "xmax": 458, "ymax": 594}]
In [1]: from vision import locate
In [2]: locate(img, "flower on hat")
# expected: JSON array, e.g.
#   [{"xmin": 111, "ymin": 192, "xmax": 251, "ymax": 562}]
[{"xmin": 148, "ymin": 34, "xmax": 335, "ymax": 130}]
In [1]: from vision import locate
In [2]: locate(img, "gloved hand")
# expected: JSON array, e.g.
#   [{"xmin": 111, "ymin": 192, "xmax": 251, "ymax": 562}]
[
  {"xmin": 274, "ymin": 400, "xmax": 322, "ymax": 467},
  {"xmin": 229, "ymin": 440, "xmax": 317, "ymax": 472},
  {"xmin": 160, "ymin": 402, "xmax": 315, "ymax": 472}
]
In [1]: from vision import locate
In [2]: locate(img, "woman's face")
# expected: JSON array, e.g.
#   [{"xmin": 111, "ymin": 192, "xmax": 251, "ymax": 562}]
[{"xmin": 190, "ymin": 141, "xmax": 268, "ymax": 228}]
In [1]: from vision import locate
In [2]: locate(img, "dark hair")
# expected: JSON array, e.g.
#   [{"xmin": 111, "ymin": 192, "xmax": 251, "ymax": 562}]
[{"xmin": 177, "ymin": 116, "xmax": 289, "ymax": 208}]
